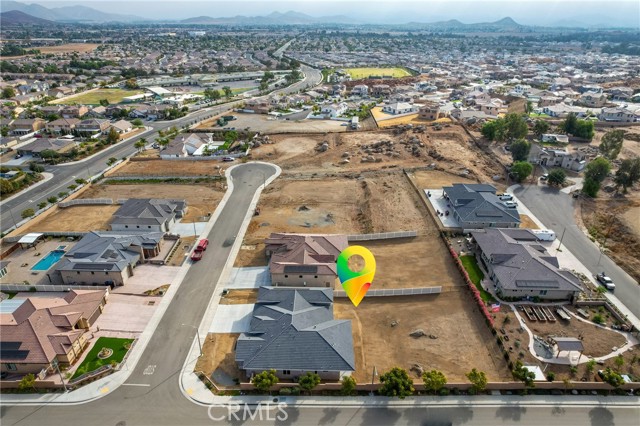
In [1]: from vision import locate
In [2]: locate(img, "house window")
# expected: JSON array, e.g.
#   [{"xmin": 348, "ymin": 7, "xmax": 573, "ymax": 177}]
[
  {"xmin": 125, "ymin": 225, "xmax": 128, "ymax": 228},
  {"xmin": 299, "ymin": 275, "xmax": 303, "ymax": 278},
  {"xmin": 284, "ymin": 275, "xmax": 288, "ymax": 278},
  {"xmin": 6, "ymin": 363, "xmax": 17, "ymax": 371},
  {"xmin": 282, "ymin": 370, "xmax": 290, "ymax": 375},
  {"xmin": 540, "ymin": 290, "xmax": 548, "ymax": 296},
  {"xmin": 136, "ymin": 226, "xmax": 140, "ymax": 228},
  {"xmin": 314, "ymin": 275, "xmax": 318, "ymax": 279},
  {"xmin": 77, "ymin": 271, "xmax": 80, "ymax": 275}
]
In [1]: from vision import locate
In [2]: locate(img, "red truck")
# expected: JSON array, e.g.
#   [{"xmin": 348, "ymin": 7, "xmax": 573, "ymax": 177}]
[{"xmin": 190, "ymin": 239, "xmax": 208, "ymax": 261}]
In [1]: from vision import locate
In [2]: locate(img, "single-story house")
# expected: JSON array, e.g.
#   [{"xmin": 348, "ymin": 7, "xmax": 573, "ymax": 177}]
[
  {"xmin": 382, "ymin": 102, "xmax": 418, "ymax": 115},
  {"xmin": 109, "ymin": 198, "xmax": 186, "ymax": 232},
  {"xmin": 235, "ymin": 286, "xmax": 355, "ymax": 381},
  {"xmin": 160, "ymin": 133, "xmax": 214, "ymax": 158},
  {"xmin": 443, "ymin": 184, "xmax": 521, "ymax": 230},
  {"xmin": 109, "ymin": 120, "xmax": 134, "ymax": 134},
  {"xmin": 265, "ymin": 233, "xmax": 348, "ymax": 288},
  {"xmin": 56, "ymin": 231, "xmax": 165, "ymax": 286},
  {"xmin": 17, "ymin": 138, "xmax": 76, "ymax": 157},
  {"xmin": 471, "ymin": 228, "xmax": 583, "ymax": 301},
  {"xmin": 0, "ymin": 289, "xmax": 108, "ymax": 375}
]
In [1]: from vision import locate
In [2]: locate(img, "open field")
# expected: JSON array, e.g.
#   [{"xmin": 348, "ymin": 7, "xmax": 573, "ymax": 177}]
[
  {"xmin": 112, "ymin": 159, "xmax": 227, "ymax": 177},
  {"xmin": 79, "ymin": 183, "xmax": 225, "ymax": 223},
  {"xmin": 375, "ymin": 113, "xmax": 452, "ymax": 128},
  {"xmin": 39, "ymin": 43, "xmax": 100, "ymax": 54},
  {"xmin": 334, "ymin": 293, "xmax": 512, "ymax": 383},
  {"xmin": 196, "ymin": 333, "xmax": 245, "ymax": 387},
  {"xmin": 197, "ymin": 113, "xmax": 347, "ymax": 134},
  {"xmin": 20, "ymin": 205, "xmax": 120, "ymax": 234},
  {"xmin": 344, "ymin": 67, "xmax": 412, "ymax": 80},
  {"xmin": 51, "ymin": 89, "xmax": 144, "ymax": 105}
]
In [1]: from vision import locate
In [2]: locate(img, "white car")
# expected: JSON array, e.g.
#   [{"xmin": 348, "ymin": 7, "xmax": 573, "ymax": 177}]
[
  {"xmin": 498, "ymin": 194, "xmax": 513, "ymax": 201},
  {"xmin": 502, "ymin": 201, "xmax": 518, "ymax": 209}
]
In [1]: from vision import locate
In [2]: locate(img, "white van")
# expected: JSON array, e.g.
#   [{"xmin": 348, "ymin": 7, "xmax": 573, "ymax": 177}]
[{"xmin": 532, "ymin": 229, "xmax": 556, "ymax": 241}]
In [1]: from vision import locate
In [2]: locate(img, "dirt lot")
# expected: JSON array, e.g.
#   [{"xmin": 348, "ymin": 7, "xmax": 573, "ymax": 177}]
[
  {"xmin": 39, "ymin": 43, "xmax": 100, "ymax": 54},
  {"xmin": 112, "ymin": 160, "xmax": 228, "ymax": 177},
  {"xmin": 219, "ymin": 289, "xmax": 258, "ymax": 305},
  {"xmin": 196, "ymin": 333, "xmax": 246, "ymax": 388},
  {"xmin": 79, "ymin": 182, "xmax": 225, "ymax": 222},
  {"xmin": 198, "ymin": 113, "xmax": 347, "ymax": 134},
  {"xmin": 20, "ymin": 205, "xmax": 120, "ymax": 233},
  {"xmin": 581, "ymin": 196, "xmax": 640, "ymax": 283},
  {"xmin": 519, "ymin": 214, "xmax": 539, "ymax": 229},
  {"xmin": 251, "ymin": 127, "xmax": 505, "ymax": 183},
  {"xmin": 334, "ymin": 293, "xmax": 511, "ymax": 383}
]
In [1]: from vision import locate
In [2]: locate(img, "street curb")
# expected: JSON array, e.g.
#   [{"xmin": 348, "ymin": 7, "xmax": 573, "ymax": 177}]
[{"xmin": 179, "ymin": 162, "xmax": 281, "ymax": 405}]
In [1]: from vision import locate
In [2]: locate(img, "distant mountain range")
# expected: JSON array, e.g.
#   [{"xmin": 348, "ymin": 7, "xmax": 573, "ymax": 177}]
[
  {"xmin": 0, "ymin": 0, "xmax": 145, "ymax": 23},
  {"xmin": 405, "ymin": 17, "xmax": 525, "ymax": 31},
  {"xmin": 0, "ymin": 9, "xmax": 56, "ymax": 25},
  {"xmin": 181, "ymin": 11, "xmax": 356, "ymax": 25}
]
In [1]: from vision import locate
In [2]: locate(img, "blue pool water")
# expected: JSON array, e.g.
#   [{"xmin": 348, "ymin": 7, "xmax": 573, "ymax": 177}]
[{"xmin": 31, "ymin": 250, "xmax": 65, "ymax": 271}]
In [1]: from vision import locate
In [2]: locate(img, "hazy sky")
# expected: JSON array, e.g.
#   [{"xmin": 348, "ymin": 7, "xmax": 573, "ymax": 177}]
[{"xmin": 12, "ymin": 1, "xmax": 640, "ymax": 26}]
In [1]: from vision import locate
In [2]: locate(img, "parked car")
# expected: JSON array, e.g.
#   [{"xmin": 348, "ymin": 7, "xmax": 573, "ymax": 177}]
[
  {"xmin": 502, "ymin": 201, "xmax": 518, "ymax": 209},
  {"xmin": 498, "ymin": 194, "xmax": 513, "ymax": 201},
  {"xmin": 596, "ymin": 272, "xmax": 615, "ymax": 291},
  {"xmin": 222, "ymin": 157, "xmax": 235, "ymax": 162},
  {"xmin": 14, "ymin": 154, "xmax": 22, "ymax": 159},
  {"xmin": 540, "ymin": 173, "xmax": 549, "ymax": 181}
]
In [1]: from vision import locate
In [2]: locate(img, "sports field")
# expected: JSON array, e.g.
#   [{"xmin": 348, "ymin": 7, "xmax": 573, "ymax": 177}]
[
  {"xmin": 51, "ymin": 89, "xmax": 144, "ymax": 105},
  {"xmin": 344, "ymin": 67, "xmax": 412, "ymax": 80}
]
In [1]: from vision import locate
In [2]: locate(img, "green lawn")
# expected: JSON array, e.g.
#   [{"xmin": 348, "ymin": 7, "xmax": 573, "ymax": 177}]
[
  {"xmin": 51, "ymin": 89, "xmax": 144, "ymax": 106},
  {"xmin": 460, "ymin": 255, "xmax": 496, "ymax": 303},
  {"xmin": 344, "ymin": 67, "xmax": 412, "ymax": 80},
  {"xmin": 71, "ymin": 337, "xmax": 133, "ymax": 379}
]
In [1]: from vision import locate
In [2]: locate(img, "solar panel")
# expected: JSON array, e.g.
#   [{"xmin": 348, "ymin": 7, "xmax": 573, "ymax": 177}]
[
  {"xmin": 515, "ymin": 280, "xmax": 559, "ymax": 289},
  {"xmin": 283, "ymin": 265, "xmax": 318, "ymax": 274}
]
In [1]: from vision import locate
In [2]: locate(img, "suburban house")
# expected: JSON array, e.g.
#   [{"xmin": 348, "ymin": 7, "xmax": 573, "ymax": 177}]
[
  {"xmin": 419, "ymin": 103, "xmax": 440, "ymax": 120},
  {"xmin": 598, "ymin": 107, "xmax": 637, "ymax": 123},
  {"xmin": 61, "ymin": 105, "xmax": 89, "ymax": 119},
  {"xmin": 382, "ymin": 102, "xmax": 418, "ymax": 115},
  {"xmin": 109, "ymin": 120, "xmax": 134, "ymax": 134},
  {"xmin": 46, "ymin": 118, "xmax": 80, "ymax": 135},
  {"xmin": 244, "ymin": 99, "xmax": 271, "ymax": 114},
  {"xmin": 265, "ymin": 233, "xmax": 348, "ymax": 287},
  {"xmin": 607, "ymin": 87, "xmax": 633, "ymax": 101},
  {"xmin": 48, "ymin": 86, "xmax": 73, "ymax": 98},
  {"xmin": 442, "ymin": 184, "xmax": 521, "ymax": 230},
  {"xmin": 160, "ymin": 133, "xmax": 217, "ymax": 158},
  {"xmin": 537, "ymin": 148, "xmax": 587, "ymax": 172},
  {"xmin": 471, "ymin": 228, "xmax": 583, "ymax": 301},
  {"xmin": 0, "ymin": 289, "xmax": 108, "ymax": 375},
  {"xmin": 9, "ymin": 118, "xmax": 46, "ymax": 136},
  {"xmin": 578, "ymin": 91, "xmax": 607, "ymax": 108},
  {"xmin": 109, "ymin": 198, "xmax": 187, "ymax": 232},
  {"xmin": 476, "ymin": 98, "xmax": 507, "ymax": 116},
  {"xmin": 75, "ymin": 119, "xmax": 111, "ymax": 136},
  {"xmin": 235, "ymin": 286, "xmax": 355, "ymax": 381},
  {"xmin": 56, "ymin": 231, "xmax": 165, "ymax": 286},
  {"xmin": 321, "ymin": 103, "xmax": 347, "ymax": 118},
  {"xmin": 351, "ymin": 84, "xmax": 369, "ymax": 97},
  {"xmin": 541, "ymin": 134, "xmax": 569, "ymax": 144},
  {"xmin": 17, "ymin": 138, "xmax": 76, "ymax": 157},
  {"xmin": 371, "ymin": 84, "xmax": 391, "ymax": 98},
  {"xmin": 84, "ymin": 106, "xmax": 107, "ymax": 118}
]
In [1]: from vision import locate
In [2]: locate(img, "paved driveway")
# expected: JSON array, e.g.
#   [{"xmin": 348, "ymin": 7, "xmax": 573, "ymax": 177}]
[
  {"xmin": 208, "ymin": 304, "xmax": 254, "ymax": 333},
  {"xmin": 110, "ymin": 264, "xmax": 180, "ymax": 295},
  {"xmin": 94, "ymin": 294, "xmax": 161, "ymax": 333},
  {"xmin": 226, "ymin": 266, "xmax": 271, "ymax": 288}
]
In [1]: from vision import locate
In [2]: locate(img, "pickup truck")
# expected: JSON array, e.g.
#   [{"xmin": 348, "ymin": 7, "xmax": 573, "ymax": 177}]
[
  {"xmin": 190, "ymin": 249, "xmax": 203, "ymax": 261},
  {"xmin": 596, "ymin": 272, "xmax": 615, "ymax": 291}
]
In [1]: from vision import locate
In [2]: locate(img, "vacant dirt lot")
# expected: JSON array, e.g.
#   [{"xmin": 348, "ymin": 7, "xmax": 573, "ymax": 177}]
[
  {"xmin": 39, "ymin": 43, "xmax": 100, "ymax": 54},
  {"xmin": 80, "ymin": 183, "xmax": 225, "ymax": 222},
  {"xmin": 196, "ymin": 333, "xmax": 246, "ymax": 388},
  {"xmin": 112, "ymin": 160, "xmax": 227, "ymax": 177},
  {"xmin": 581, "ymin": 196, "xmax": 640, "ymax": 283},
  {"xmin": 334, "ymin": 293, "xmax": 511, "ymax": 383},
  {"xmin": 21, "ymin": 205, "xmax": 120, "ymax": 233},
  {"xmin": 219, "ymin": 289, "xmax": 258, "ymax": 305}
]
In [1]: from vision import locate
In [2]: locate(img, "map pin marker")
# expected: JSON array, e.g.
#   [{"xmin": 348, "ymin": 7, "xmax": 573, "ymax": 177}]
[{"xmin": 337, "ymin": 246, "xmax": 376, "ymax": 307}]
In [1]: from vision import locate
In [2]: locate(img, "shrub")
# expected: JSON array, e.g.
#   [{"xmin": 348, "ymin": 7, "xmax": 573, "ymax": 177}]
[
  {"xmin": 279, "ymin": 387, "xmax": 292, "ymax": 396},
  {"xmin": 21, "ymin": 208, "xmax": 35, "ymax": 218},
  {"xmin": 47, "ymin": 196, "xmax": 58, "ymax": 203},
  {"xmin": 592, "ymin": 314, "xmax": 604, "ymax": 325}
]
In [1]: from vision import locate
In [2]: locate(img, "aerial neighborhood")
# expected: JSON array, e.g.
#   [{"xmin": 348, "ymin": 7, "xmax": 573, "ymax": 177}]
[{"xmin": 0, "ymin": 1, "xmax": 639, "ymax": 424}]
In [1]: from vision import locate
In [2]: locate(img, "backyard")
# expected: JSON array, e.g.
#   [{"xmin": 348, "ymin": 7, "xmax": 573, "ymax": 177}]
[
  {"xmin": 460, "ymin": 255, "xmax": 495, "ymax": 303},
  {"xmin": 71, "ymin": 337, "xmax": 134, "ymax": 379}
]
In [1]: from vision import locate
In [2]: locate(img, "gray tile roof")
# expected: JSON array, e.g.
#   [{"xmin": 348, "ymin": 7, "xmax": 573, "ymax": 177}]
[
  {"xmin": 56, "ymin": 231, "xmax": 163, "ymax": 273},
  {"xmin": 444, "ymin": 184, "xmax": 520, "ymax": 225},
  {"xmin": 471, "ymin": 228, "xmax": 583, "ymax": 293},
  {"xmin": 236, "ymin": 287, "xmax": 355, "ymax": 373},
  {"xmin": 110, "ymin": 198, "xmax": 186, "ymax": 227}
]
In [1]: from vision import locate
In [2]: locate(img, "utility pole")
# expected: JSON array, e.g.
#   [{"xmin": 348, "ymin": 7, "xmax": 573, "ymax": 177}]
[
  {"xmin": 557, "ymin": 227, "xmax": 566, "ymax": 252},
  {"xmin": 371, "ymin": 365, "xmax": 378, "ymax": 384}
]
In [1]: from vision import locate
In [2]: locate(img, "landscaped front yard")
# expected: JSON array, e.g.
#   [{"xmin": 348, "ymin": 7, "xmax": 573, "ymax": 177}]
[
  {"xmin": 71, "ymin": 337, "xmax": 134, "ymax": 379},
  {"xmin": 460, "ymin": 255, "xmax": 495, "ymax": 303}
]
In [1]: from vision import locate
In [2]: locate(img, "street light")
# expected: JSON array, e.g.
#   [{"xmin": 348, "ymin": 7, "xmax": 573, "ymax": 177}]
[{"xmin": 181, "ymin": 324, "xmax": 203, "ymax": 356}]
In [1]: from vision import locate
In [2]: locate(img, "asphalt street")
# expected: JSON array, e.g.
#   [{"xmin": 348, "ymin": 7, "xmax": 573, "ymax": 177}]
[
  {"xmin": 0, "ymin": 64, "xmax": 321, "ymax": 235},
  {"xmin": 514, "ymin": 184, "xmax": 640, "ymax": 318}
]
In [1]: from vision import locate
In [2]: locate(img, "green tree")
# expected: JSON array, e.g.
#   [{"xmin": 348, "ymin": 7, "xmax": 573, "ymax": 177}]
[
  {"xmin": 466, "ymin": 368, "xmax": 487, "ymax": 393},
  {"xmin": 562, "ymin": 113, "xmax": 578, "ymax": 135},
  {"xmin": 586, "ymin": 359, "xmax": 597, "ymax": 376},
  {"xmin": 585, "ymin": 157, "xmax": 611, "ymax": 184},
  {"xmin": 298, "ymin": 372, "xmax": 321, "ymax": 395},
  {"xmin": 1, "ymin": 87, "xmax": 16, "ymax": 99},
  {"xmin": 503, "ymin": 113, "xmax": 528, "ymax": 141},
  {"xmin": 99, "ymin": 99, "xmax": 110, "ymax": 107},
  {"xmin": 614, "ymin": 355, "xmax": 625, "ymax": 371},
  {"xmin": 510, "ymin": 139, "xmax": 531, "ymax": 162},
  {"xmin": 251, "ymin": 370, "xmax": 279, "ymax": 394},
  {"xmin": 582, "ymin": 178, "xmax": 601, "ymax": 198},
  {"xmin": 574, "ymin": 120, "xmax": 595, "ymax": 141},
  {"xmin": 29, "ymin": 162, "xmax": 45, "ymax": 173},
  {"xmin": 0, "ymin": 178, "xmax": 13, "ymax": 195},
  {"xmin": 47, "ymin": 196, "xmax": 58, "ymax": 203},
  {"xmin": 261, "ymin": 71, "xmax": 275, "ymax": 82},
  {"xmin": 378, "ymin": 367, "xmax": 414, "ymax": 399},
  {"xmin": 599, "ymin": 130, "xmax": 625, "ymax": 160},
  {"xmin": 512, "ymin": 361, "xmax": 536, "ymax": 389},
  {"xmin": 259, "ymin": 81, "xmax": 269, "ymax": 92},
  {"xmin": 533, "ymin": 119, "xmax": 550, "ymax": 138},
  {"xmin": 210, "ymin": 89, "xmax": 221, "ymax": 101},
  {"xmin": 222, "ymin": 86, "xmax": 232, "ymax": 99},
  {"xmin": 107, "ymin": 157, "xmax": 118, "ymax": 166},
  {"xmin": 511, "ymin": 161, "xmax": 533, "ymax": 183},
  {"xmin": 106, "ymin": 127, "xmax": 120, "ymax": 145},
  {"xmin": 546, "ymin": 372, "xmax": 556, "ymax": 382},
  {"xmin": 1, "ymin": 125, "xmax": 8, "ymax": 137},
  {"xmin": 422, "ymin": 370, "xmax": 447, "ymax": 394},
  {"xmin": 340, "ymin": 376, "xmax": 357, "ymax": 396},
  {"xmin": 124, "ymin": 78, "xmax": 138, "ymax": 89},
  {"xmin": 19, "ymin": 373, "xmax": 36, "ymax": 392},
  {"xmin": 481, "ymin": 120, "xmax": 503, "ymax": 141},
  {"xmin": 38, "ymin": 201, "xmax": 47, "ymax": 209},
  {"xmin": 600, "ymin": 367, "xmax": 625, "ymax": 388},
  {"xmin": 21, "ymin": 208, "xmax": 35, "ymax": 218},
  {"xmin": 131, "ymin": 118, "xmax": 143, "ymax": 127},
  {"xmin": 134, "ymin": 138, "xmax": 146, "ymax": 152},
  {"xmin": 614, "ymin": 158, "xmax": 640, "ymax": 193},
  {"xmin": 224, "ymin": 130, "xmax": 238, "ymax": 146},
  {"xmin": 547, "ymin": 168, "xmax": 566, "ymax": 186}
]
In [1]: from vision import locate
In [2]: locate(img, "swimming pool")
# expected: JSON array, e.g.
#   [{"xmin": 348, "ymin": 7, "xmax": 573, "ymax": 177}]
[{"xmin": 31, "ymin": 250, "xmax": 65, "ymax": 271}]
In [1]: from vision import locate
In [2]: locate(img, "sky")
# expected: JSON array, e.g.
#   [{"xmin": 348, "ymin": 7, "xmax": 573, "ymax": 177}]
[{"xmin": 10, "ymin": 1, "xmax": 640, "ymax": 27}]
